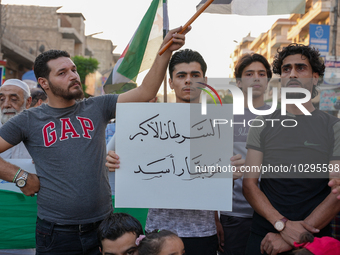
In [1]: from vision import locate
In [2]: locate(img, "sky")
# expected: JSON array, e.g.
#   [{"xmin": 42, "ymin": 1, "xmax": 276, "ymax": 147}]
[{"xmin": 2, "ymin": 0, "xmax": 289, "ymax": 79}]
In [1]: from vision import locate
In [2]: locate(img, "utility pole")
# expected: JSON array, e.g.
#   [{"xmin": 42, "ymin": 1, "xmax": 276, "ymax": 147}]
[
  {"xmin": 331, "ymin": 0, "xmax": 339, "ymax": 57},
  {"xmin": 163, "ymin": 0, "xmax": 169, "ymax": 102},
  {"xmin": 0, "ymin": 0, "xmax": 2, "ymax": 60}
]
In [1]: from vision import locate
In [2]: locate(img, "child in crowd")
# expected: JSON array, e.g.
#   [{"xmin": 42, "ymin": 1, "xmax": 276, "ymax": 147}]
[
  {"xmin": 137, "ymin": 230, "xmax": 185, "ymax": 255},
  {"xmin": 293, "ymin": 232, "xmax": 340, "ymax": 255},
  {"xmin": 97, "ymin": 212, "xmax": 143, "ymax": 255}
]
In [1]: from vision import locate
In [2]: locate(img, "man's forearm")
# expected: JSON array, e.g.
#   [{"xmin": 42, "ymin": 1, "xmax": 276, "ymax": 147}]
[
  {"xmin": 136, "ymin": 46, "xmax": 172, "ymax": 99},
  {"xmin": 0, "ymin": 157, "xmax": 22, "ymax": 183},
  {"xmin": 304, "ymin": 192, "xmax": 340, "ymax": 229},
  {"xmin": 305, "ymin": 161, "xmax": 340, "ymax": 229},
  {"xmin": 243, "ymin": 149, "xmax": 283, "ymax": 227},
  {"xmin": 243, "ymin": 180, "xmax": 284, "ymax": 226},
  {"xmin": 214, "ymin": 211, "xmax": 219, "ymax": 222}
]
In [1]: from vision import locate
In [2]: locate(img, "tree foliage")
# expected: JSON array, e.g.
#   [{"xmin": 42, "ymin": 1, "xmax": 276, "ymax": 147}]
[{"xmin": 207, "ymin": 94, "xmax": 233, "ymax": 104}]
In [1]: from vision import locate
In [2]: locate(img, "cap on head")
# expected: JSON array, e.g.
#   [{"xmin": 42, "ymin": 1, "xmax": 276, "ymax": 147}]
[{"xmin": 2, "ymin": 79, "xmax": 31, "ymax": 96}]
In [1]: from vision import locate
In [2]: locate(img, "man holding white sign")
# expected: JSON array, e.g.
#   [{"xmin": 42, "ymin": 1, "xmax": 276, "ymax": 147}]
[
  {"xmin": 107, "ymin": 49, "xmax": 244, "ymax": 255},
  {"xmin": 218, "ymin": 53, "xmax": 272, "ymax": 255},
  {"xmin": 0, "ymin": 27, "xmax": 188, "ymax": 255},
  {"xmin": 243, "ymin": 43, "xmax": 340, "ymax": 255}
]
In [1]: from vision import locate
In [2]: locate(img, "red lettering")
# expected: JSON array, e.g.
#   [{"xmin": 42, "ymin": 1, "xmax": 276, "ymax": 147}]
[
  {"xmin": 42, "ymin": 121, "xmax": 57, "ymax": 147},
  {"xmin": 60, "ymin": 118, "xmax": 80, "ymax": 141},
  {"xmin": 77, "ymin": 117, "xmax": 94, "ymax": 139}
]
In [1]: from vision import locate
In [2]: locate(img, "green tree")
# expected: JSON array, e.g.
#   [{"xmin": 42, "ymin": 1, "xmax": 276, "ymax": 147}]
[
  {"xmin": 72, "ymin": 56, "xmax": 99, "ymax": 96},
  {"xmin": 207, "ymin": 94, "xmax": 233, "ymax": 104}
]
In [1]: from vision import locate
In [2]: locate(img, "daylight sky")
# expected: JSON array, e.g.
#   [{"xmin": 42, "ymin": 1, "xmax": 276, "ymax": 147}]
[{"xmin": 3, "ymin": 0, "xmax": 289, "ymax": 78}]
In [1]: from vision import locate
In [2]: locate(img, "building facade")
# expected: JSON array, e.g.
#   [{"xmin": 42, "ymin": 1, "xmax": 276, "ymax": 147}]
[
  {"xmin": 230, "ymin": 0, "xmax": 338, "ymax": 103},
  {"xmin": 0, "ymin": 4, "xmax": 118, "ymax": 95}
]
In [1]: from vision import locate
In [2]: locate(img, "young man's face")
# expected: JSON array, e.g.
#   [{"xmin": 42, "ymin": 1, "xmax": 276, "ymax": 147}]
[
  {"xmin": 237, "ymin": 61, "xmax": 268, "ymax": 99},
  {"xmin": 169, "ymin": 62, "xmax": 206, "ymax": 103},
  {"xmin": 100, "ymin": 232, "xmax": 138, "ymax": 255},
  {"xmin": 41, "ymin": 57, "xmax": 83, "ymax": 100},
  {"xmin": 280, "ymin": 54, "xmax": 319, "ymax": 97}
]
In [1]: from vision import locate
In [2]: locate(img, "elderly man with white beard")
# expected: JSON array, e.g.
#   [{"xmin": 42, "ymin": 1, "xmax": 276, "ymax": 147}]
[
  {"xmin": 0, "ymin": 79, "xmax": 32, "ymax": 159},
  {"xmin": 0, "ymin": 79, "xmax": 35, "ymax": 255}
]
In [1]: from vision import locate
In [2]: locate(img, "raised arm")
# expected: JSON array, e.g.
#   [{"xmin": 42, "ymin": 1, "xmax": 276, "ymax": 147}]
[{"xmin": 117, "ymin": 26, "xmax": 190, "ymax": 103}]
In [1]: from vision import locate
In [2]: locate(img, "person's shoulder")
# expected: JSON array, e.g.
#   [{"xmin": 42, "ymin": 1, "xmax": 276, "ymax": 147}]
[
  {"xmin": 314, "ymin": 109, "xmax": 340, "ymax": 124},
  {"xmin": 86, "ymin": 94, "xmax": 118, "ymax": 101},
  {"xmin": 263, "ymin": 103, "xmax": 272, "ymax": 110},
  {"xmin": 80, "ymin": 95, "xmax": 118, "ymax": 107},
  {"xmin": 254, "ymin": 108, "xmax": 280, "ymax": 121},
  {"xmin": 22, "ymin": 104, "xmax": 49, "ymax": 116}
]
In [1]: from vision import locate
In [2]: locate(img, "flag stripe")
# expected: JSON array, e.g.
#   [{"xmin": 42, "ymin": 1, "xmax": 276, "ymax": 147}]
[
  {"xmin": 0, "ymin": 190, "xmax": 149, "ymax": 249},
  {"xmin": 197, "ymin": 0, "xmax": 305, "ymax": 15},
  {"xmin": 117, "ymin": 0, "xmax": 161, "ymax": 81},
  {"xmin": 104, "ymin": 0, "xmax": 165, "ymax": 94},
  {"xmin": 0, "ymin": 190, "xmax": 37, "ymax": 249},
  {"xmin": 267, "ymin": 0, "xmax": 305, "ymax": 15}
]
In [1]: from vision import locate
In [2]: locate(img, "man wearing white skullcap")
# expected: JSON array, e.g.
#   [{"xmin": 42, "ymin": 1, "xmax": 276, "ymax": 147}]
[
  {"xmin": 0, "ymin": 79, "xmax": 34, "ymax": 255},
  {"xmin": 0, "ymin": 79, "xmax": 31, "ymax": 125},
  {"xmin": 0, "ymin": 78, "xmax": 32, "ymax": 158}
]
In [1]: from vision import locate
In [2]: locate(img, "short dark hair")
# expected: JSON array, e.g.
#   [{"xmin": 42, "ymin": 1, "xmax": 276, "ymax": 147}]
[
  {"xmin": 272, "ymin": 43, "xmax": 325, "ymax": 99},
  {"xmin": 30, "ymin": 88, "xmax": 47, "ymax": 107},
  {"xmin": 97, "ymin": 213, "xmax": 143, "ymax": 248},
  {"xmin": 34, "ymin": 50, "xmax": 70, "ymax": 80},
  {"xmin": 138, "ymin": 230, "xmax": 179, "ymax": 255},
  {"xmin": 234, "ymin": 53, "xmax": 272, "ymax": 81},
  {"xmin": 169, "ymin": 49, "xmax": 207, "ymax": 79}
]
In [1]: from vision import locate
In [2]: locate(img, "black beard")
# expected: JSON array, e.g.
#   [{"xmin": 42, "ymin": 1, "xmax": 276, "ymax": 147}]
[{"xmin": 49, "ymin": 80, "xmax": 84, "ymax": 100}]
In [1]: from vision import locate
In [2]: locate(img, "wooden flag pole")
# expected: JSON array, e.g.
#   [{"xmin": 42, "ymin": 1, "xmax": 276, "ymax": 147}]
[{"xmin": 158, "ymin": 0, "xmax": 215, "ymax": 55}]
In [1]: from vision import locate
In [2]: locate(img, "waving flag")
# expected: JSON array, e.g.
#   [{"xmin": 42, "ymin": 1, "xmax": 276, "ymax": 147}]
[
  {"xmin": 104, "ymin": 0, "xmax": 168, "ymax": 94},
  {"xmin": 196, "ymin": 0, "xmax": 305, "ymax": 15}
]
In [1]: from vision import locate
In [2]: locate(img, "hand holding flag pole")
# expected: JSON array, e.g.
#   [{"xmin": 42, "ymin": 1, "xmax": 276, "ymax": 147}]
[{"xmin": 158, "ymin": 0, "xmax": 215, "ymax": 55}]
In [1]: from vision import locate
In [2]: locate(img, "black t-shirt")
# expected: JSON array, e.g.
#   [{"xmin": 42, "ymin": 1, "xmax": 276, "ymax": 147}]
[{"xmin": 246, "ymin": 109, "xmax": 340, "ymax": 236}]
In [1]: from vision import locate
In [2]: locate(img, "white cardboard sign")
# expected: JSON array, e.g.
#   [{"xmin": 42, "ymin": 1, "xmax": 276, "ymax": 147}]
[{"xmin": 115, "ymin": 103, "xmax": 234, "ymax": 211}]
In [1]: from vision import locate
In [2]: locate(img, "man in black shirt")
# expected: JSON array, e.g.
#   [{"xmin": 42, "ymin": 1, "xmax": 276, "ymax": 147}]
[{"xmin": 243, "ymin": 43, "xmax": 340, "ymax": 255}]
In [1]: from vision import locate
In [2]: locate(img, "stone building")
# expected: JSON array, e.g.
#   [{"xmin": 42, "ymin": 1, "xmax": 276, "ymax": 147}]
[
  {"xmin": 229, "ymin": 0, "xmax": 339, "ymax": 104},
  {"xmin": 0, "ymin": 4, "xmax": 118, "ymax": 91}
]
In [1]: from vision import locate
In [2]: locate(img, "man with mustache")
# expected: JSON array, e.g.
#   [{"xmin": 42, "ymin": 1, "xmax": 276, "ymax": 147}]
[
  {"xmin": 0, "ymin": 79, "xmax": 35, "ymax": 255},
  {"xmin": 0, "ymin": 79, "xmax": 32, "ymax": 159},
  {"xmin": 243, "ymin": 43, "xmax": 340, "ymax": 255},
  {"xmin": 0, "ymin": 27, "xmax": 188, "ymax": 255}
]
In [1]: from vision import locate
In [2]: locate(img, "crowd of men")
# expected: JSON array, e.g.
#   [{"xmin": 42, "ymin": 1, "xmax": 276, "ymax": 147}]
[{"xmin": 0, "ymin": 25, "xmax": 340, "ymax": 255}]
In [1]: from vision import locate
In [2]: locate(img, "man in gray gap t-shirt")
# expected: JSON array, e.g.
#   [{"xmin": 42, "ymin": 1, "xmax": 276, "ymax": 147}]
[
  {"xmin": 219, "ymin": 53, "xmax": 272, "ymax": 255},
  {"xmin": 0, "ymin": 27, "xmax": 187, "ymax": 255}
]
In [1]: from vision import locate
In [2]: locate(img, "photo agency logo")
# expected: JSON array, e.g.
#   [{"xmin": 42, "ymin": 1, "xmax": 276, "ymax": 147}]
[
  {"xmin": 197, "ymin": 82, "xmax": 223, "ymax": 109},
  {"xmin": 200, "ymin": 79, "xmax": 312, "ymax": 128}
]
